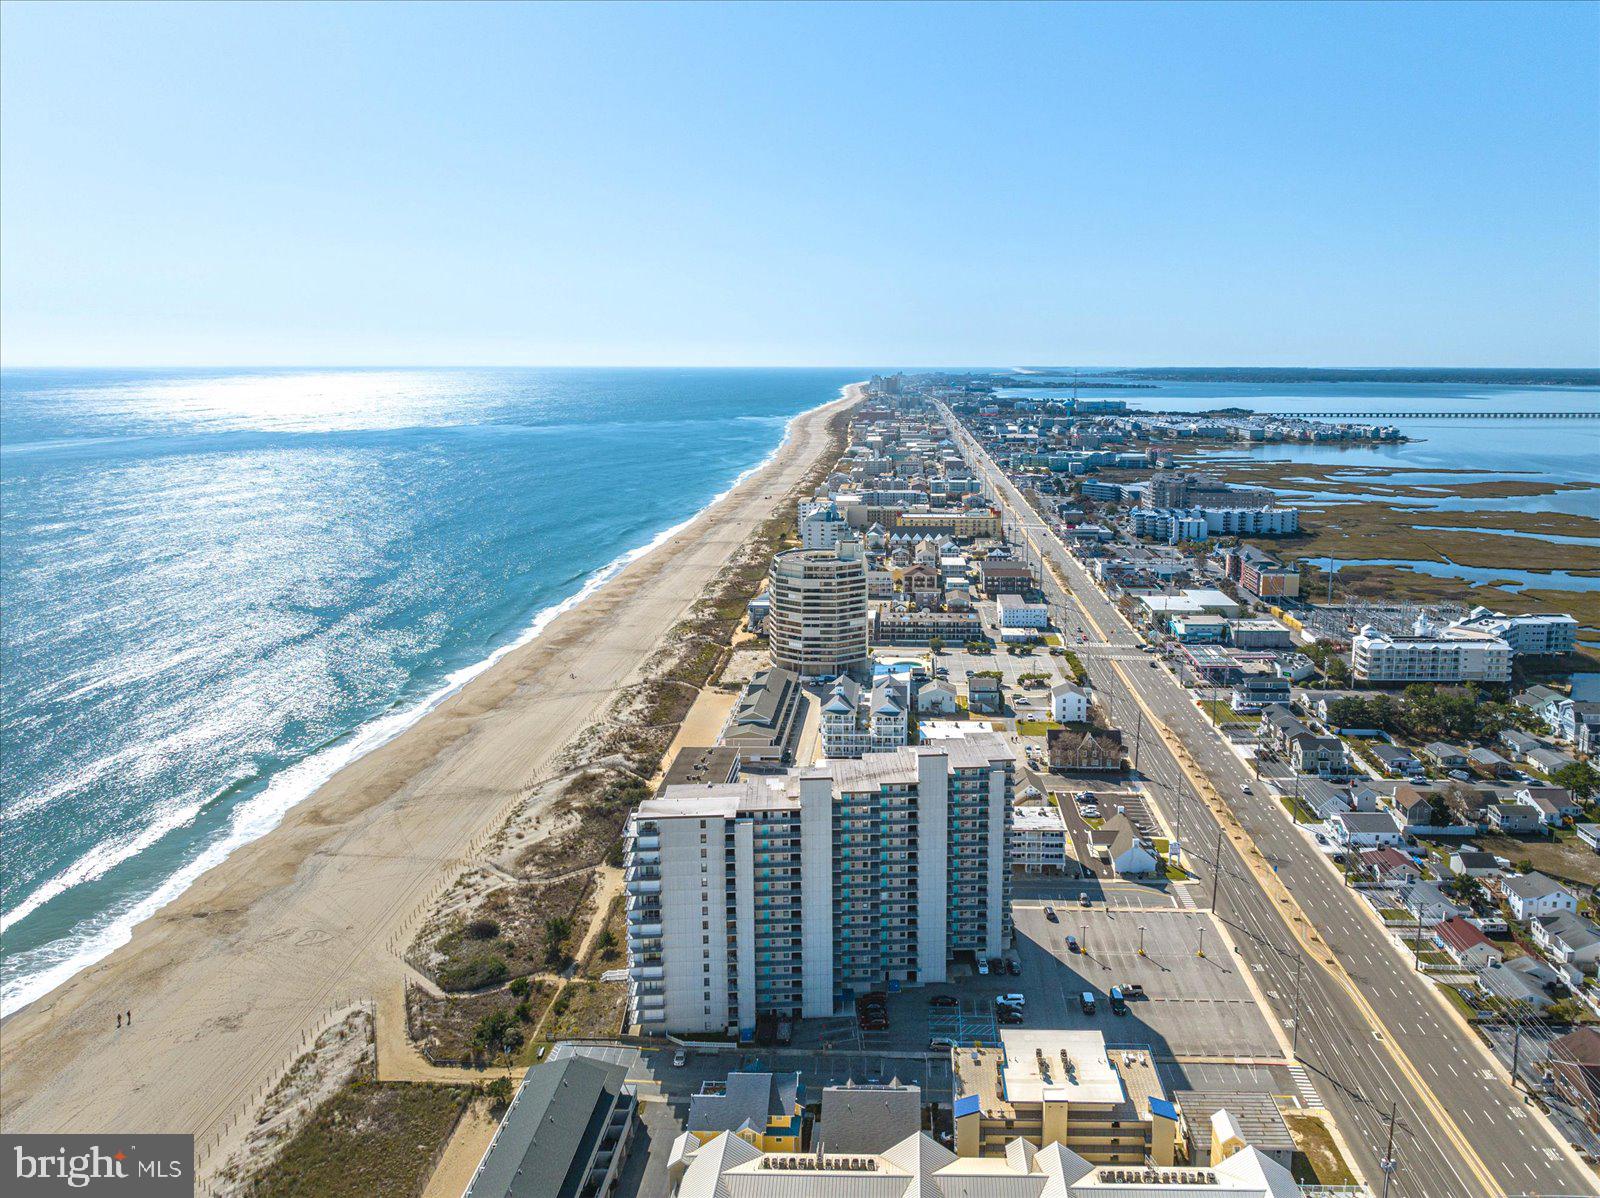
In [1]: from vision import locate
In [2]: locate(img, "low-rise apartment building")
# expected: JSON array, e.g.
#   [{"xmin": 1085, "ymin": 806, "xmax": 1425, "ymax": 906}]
[
  {"xmin": 1352, "ymin": 625, "xmax": 1512, "ymax": 684},
  {"xmin": 820, "ymin": 673, "xmax": 909, "ymax": 758},
  {"xmin": 872, "ymin": 605, "xmax": 981, "ymax": 645},
  {"xmin": 626, "ymin": 730, "xmax": 1014, "ymax": 1033},
  {"xmin": 1011, "ymin": 803, "xmax": 1068, "ymax": 873},
  {"xmin": 1221, "ymin": 545, "xmax": 1300, "ymax": 599},
  {"xmin": 1449, "ymin": 606, "xmax": 1579, "ymax": 657},
  {"xmin": 952, "ymin": 1031, "xmax": 1177, "ymax": 1166}
]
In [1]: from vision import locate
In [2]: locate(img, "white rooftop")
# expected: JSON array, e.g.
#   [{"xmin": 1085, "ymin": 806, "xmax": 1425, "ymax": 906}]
[{"xmin": 999, "ymin": 1029, "xmax": 1125, "ymax": 1106}]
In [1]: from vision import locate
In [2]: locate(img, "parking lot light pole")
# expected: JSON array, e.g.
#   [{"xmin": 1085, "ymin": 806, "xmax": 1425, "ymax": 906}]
[
  {"xmin": 1196, "ymin": 925, "xmax": 1207, "ymax": 959},
  {"xmin": 1138, "ymin": 925, "xmax": 1146, "ymax": 956}
]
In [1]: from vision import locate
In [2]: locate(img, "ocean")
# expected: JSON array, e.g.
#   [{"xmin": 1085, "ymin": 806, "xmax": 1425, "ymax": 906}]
[{"xmin": 0, "ymin": 367, "xmax": 862, "ymax": 1015}]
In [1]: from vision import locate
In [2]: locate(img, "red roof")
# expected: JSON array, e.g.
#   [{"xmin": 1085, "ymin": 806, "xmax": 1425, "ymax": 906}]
[
  {"xmin": 1358, "ymin": 847, "xmax": 1416, "ymax": 875},
  {"xmin": 1435, "ymin": 916, "xmax": 1495, "ymax": 955}
]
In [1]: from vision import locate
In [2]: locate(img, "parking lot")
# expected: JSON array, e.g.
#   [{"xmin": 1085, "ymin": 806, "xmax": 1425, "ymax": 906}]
[{"xmin": 1011, "ymin": 903, "xmax": 1283, "ymax": 1058}]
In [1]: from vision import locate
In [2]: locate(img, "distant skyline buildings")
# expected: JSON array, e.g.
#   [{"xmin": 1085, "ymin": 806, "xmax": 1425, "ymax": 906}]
[{"xmin": 2, "ymin": 2, "xmax": 1596, "ymax": 368}]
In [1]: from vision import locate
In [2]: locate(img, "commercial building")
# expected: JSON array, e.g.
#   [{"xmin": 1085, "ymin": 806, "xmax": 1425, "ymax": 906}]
[
  {"xmin": 1351, "ymin": 625, "xmax": 1512, "ymax": 684},
  {"xmin": 820, "ymin": 673, "xmax": 909, "ymax": 759},
  {"xmin": 767, "ymin": 538, "xmax": 870, "ymax": 681},
  {"xmin": 1138, "ymin": 589, "xmax": 1243, "ymax": 625},
  {"xmin": 1011, "ymin": 803, "xmax": 1069, "ymax": 873},
  {"xmin": 1449, "ymin": 606, "xmax": 1578, "ymax": 657},
  {"xmin": 625, "ymin": 730, "xmax": 1014, "ymax": 1033},
  {"xmin": 952, "ymin": 1031, "xmax": 1177, "ymax": 1165},
  {"xmin": 1197, "ymin": 506, "xmax": 1300, "ymax": 536},
  {"xmin": 465, "ymin": 1056, "xmax": 636, "ymax": 1198},
  {"xmin": 1228, "ymin": 618, "xmax": 1295, "ymax": 650}
]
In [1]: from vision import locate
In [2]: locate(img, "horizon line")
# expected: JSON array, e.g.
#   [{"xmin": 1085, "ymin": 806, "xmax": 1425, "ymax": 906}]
[{"xmin": 3, "ymin": 362, "xmax": 1598, "ymax": 373}]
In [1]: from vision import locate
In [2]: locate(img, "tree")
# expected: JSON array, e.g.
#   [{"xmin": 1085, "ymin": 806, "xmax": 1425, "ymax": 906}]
[
  {"xmin": 1551, "ymin": 762, "xmax": 1600, "ymax": 801},
  {"xmin": 1323, "ymin": 655, "xmax": 1351, "ymax": 685},
  {"xmin": 484, "ymin": 1076, "xmax": 515, "ymax": 1111},
  {"xmin": 928, "ymin": 637, "xmax": 944, "ymax": 656}
]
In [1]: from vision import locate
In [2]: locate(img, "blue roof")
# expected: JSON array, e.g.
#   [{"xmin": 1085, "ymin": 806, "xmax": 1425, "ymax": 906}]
[
  {"xmin": 1148, "ymin": 1097, "xmax": 1178, "ymax": 1121},
  {"xmin": 953, "ymin": 1093, "xmax": 981, "ymax": 1118}
]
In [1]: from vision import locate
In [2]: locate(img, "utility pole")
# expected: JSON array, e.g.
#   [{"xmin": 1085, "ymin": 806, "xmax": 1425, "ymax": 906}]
[
  {"xmin": 1412, "ymin": 904, "xmax": 1429, "ymax": 971},
  {"xmin": 1210, "ymin": 826, "xmax": 1225, "ymax": 912},
  {"xmin": 1510, "ymin": 1023, "xmax": 1523, "ymax": 1090},
  {"xmin": 1379, "ymin": 1102, "xmax": 1398, "ymax": 1198}
]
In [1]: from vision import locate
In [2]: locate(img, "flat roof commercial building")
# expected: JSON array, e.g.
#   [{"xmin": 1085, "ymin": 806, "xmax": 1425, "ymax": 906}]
[{"xmin": 626, "ymin": 729, "xmax": 1014, "ymax": 1034}]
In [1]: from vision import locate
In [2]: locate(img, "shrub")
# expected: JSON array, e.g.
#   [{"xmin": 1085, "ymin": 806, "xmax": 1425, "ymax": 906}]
[
  {"xmin": 438, "ymin": 954, "xmax": 508, "ymax": 992},
  {"xmin": 465, "ymin": 918, "xmax": 501, "ymax": 941},
  {"xmin": 508, "ymin": 976, "xmax": 530, "ymax": 999}
]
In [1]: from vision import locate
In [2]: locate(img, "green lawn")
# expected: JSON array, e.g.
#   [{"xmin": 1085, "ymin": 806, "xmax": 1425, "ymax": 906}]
[
  {"xmin": 1016, "ymin": 719, "xmax": 1063, "ymax": 736},
  {"xmin": 1200, "ymin": 699, "xmax": 1252, "ymax": 727}
]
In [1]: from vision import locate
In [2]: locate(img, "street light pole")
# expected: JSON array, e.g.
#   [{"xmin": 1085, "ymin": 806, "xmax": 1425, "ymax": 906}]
[
  {"xmin": 1292, "ymin": 952, "xmax": 1304, "ymax": 1057},
  {"xmin": 1138, "ymin": 925, "xmax": 1147, "ymax": 957}
]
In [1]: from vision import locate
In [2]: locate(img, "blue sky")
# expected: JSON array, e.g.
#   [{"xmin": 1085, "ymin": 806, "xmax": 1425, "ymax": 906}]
[{"xmin": 2, "ymin": 1, "xmax": 1596, "ymax": 367}]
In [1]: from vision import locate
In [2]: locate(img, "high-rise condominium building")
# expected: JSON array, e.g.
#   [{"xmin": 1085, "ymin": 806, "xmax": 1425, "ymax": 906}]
[
  {"xmin": 625, "ymin": 730, "xmax": 1014, "ymax": 1034},
  {"xmin": 765, "ymin": 537, "xmax": 869, "ymax": 681}
]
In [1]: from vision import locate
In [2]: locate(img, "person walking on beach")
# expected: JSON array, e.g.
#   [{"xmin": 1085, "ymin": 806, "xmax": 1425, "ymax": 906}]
[
  {"xmin": 126, "ymin": 1009, "xmax": 132, "ymax": 1027},
  {"xmin": 116, "ymin": 1013, "xmax": 122, "ymax": 1029}
]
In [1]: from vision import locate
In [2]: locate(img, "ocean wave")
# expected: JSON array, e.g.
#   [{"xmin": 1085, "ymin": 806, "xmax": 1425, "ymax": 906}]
[{"xmin": 0, "ymin": 388, "xmax": 839, "ymax": 1017}]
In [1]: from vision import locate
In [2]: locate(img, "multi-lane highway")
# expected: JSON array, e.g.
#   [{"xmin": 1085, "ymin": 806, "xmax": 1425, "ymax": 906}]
[{"xmin": 943, "ymin": 405, "xmax": 1596, "ymax": 1198}]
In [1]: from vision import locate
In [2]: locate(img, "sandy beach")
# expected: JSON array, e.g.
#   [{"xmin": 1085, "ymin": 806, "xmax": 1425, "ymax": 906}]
[{"xmin": 0, "ymin": 384, "xmax": 860, "ymax": 1155}]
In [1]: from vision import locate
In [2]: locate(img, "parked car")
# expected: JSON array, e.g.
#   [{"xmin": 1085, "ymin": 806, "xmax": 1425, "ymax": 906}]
[
  {"xmin": 672, "ymin": 1048, "xmax": 687, "ymax": 1067},
  {"xmin": 929, "ymin": 1036, "xmax": 956, "ymax": 1051},
  {"xmin": 1006, "ymin": 958, "xmax": 1021, "ymax": 976},
  {"xmin": 996, "ymin": 993, "xmax": 1026, "ymax": 1008},
  {"xmin": 776, "ymin": 1019, "xmax": 792, "ymax": 1046},
  {"xmin": 1065, "ymin": 935, "xmax": 1080, "ymax": 953},
  {"xmin": 987, "ymin": 958, "xmax": 1004, "ymax": 976},
  {"xmin": 928, "ymin": 994, "xmax": 958, "ymax": 1009},
  {"xmin": 976, "ymin": 958, "xmax": 990, "ymax": 976},
  {"xmin": 1110, "ymin": 987, "xmax": 1128, "ymax": 1016},
  {"xmin": 1079, "ymin": 991, "xmax": 1097, "ymax": 1015},
  {"xmin": 1045, "ymin": 906, "xmax": 1058, "ymax": 922},
  {"xmin": 998, "ymin": 1006, "xmax": 1025, "ymax": 1025},
  {"xmin": 1078, "ymin": 893, "xmax": 1092, "ymax": 908}
]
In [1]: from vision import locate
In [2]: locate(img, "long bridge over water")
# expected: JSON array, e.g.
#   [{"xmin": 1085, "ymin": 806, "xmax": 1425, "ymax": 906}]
[{"xmin": 1252, "ymin": 409, "xmax": 1598, "ymax": 420}]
